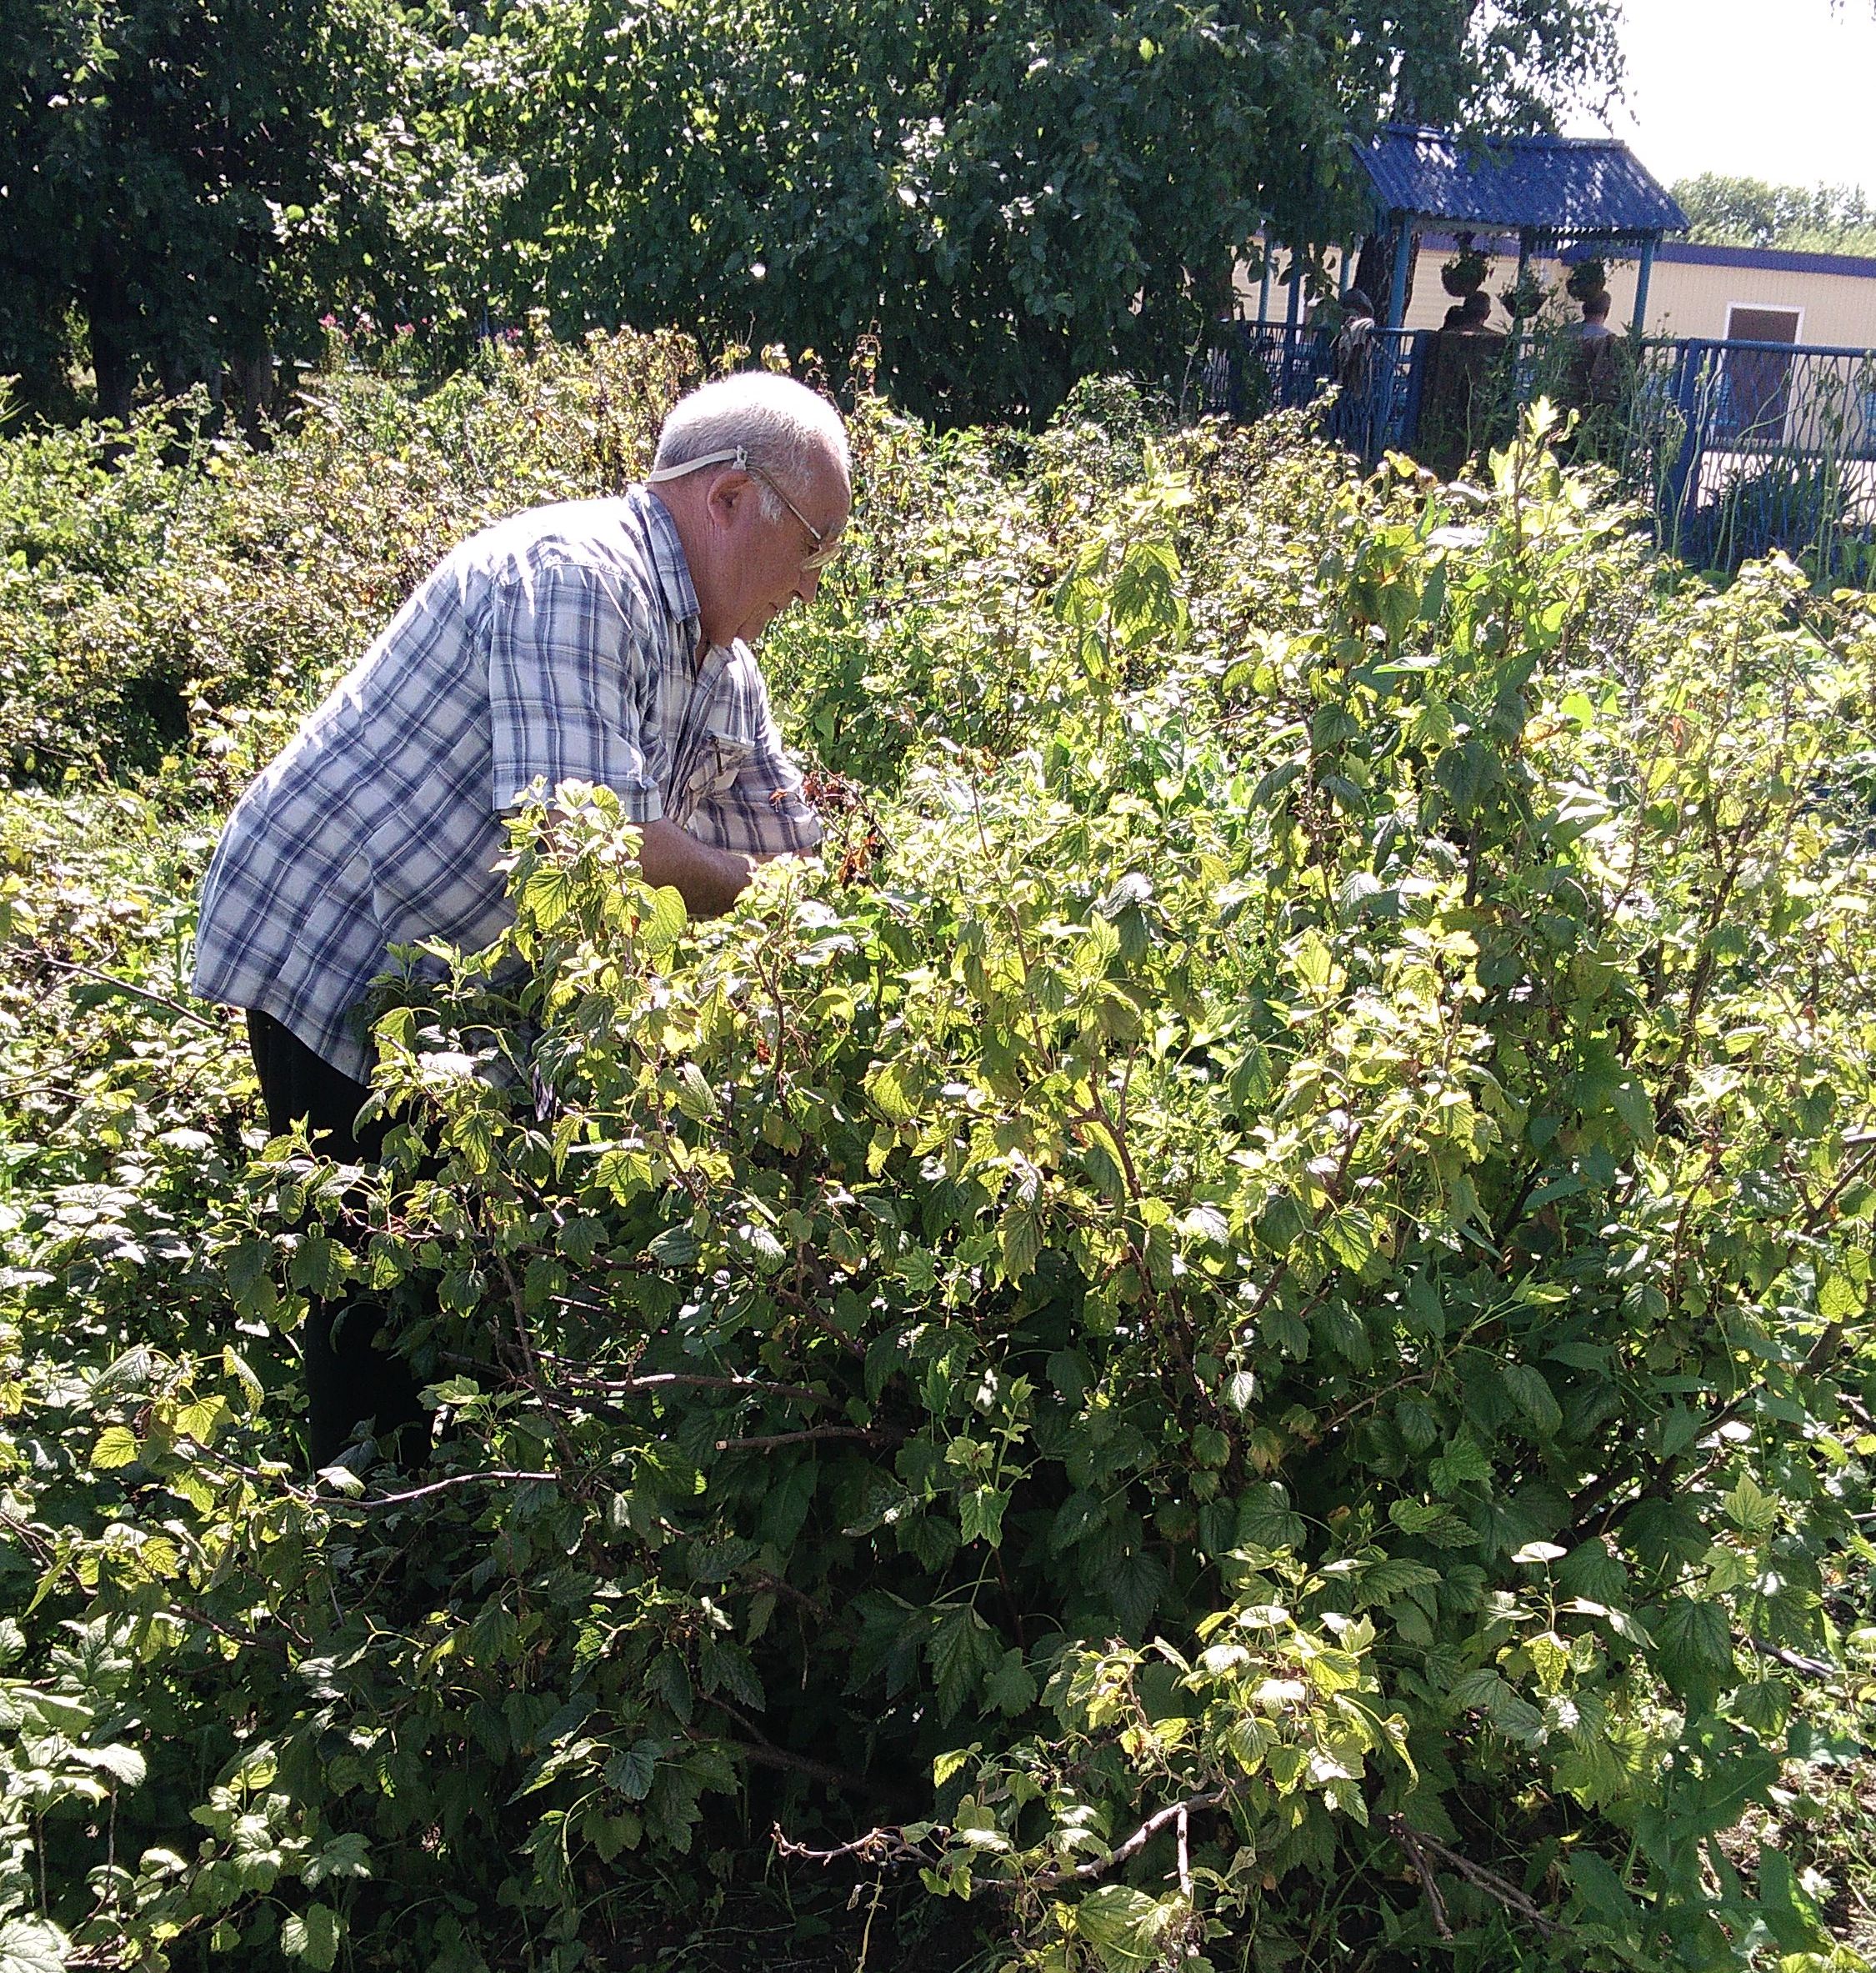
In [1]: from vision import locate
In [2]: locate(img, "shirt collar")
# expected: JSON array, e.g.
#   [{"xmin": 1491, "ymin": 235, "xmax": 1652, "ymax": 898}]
[{"xmin": 629, "ymin": 484, "xmax": 703, "ymax": 632}]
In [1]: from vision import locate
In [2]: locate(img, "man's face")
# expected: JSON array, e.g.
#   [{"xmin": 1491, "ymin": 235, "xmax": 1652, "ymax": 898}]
[{"xmin": 698, "ymin": 450, "xmax": 851, "ymax": 646}]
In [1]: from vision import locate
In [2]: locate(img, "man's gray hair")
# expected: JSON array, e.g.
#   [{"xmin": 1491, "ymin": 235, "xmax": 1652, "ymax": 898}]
[{"xmin": 653, "ymin": 372, "xmax": 850, "ymax": 521}]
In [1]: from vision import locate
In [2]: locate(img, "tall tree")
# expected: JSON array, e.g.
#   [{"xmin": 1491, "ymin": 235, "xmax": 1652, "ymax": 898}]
[
  {"xmin": 1, "ymin": 0, "xmax": 1628, "ymax": 426},
  {"xmin": 1673, "ymin": 173, "xmax": 1876, "ymax": 255},
  {"xmin": 444, "ymin": 0, "xmax": 1626, "ymax": 423},
  {"xmin": 0, "ymin": 0, "xmax": 429, "ymax": 423}
]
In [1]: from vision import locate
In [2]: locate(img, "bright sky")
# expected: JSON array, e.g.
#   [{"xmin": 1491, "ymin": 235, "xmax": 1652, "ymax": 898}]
[{"xmin": 1567, "ymin": 0, "xmax": 1876, "ymax": 193}]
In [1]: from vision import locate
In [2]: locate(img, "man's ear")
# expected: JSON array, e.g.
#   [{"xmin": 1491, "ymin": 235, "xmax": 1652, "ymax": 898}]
[{"xmin": 705, "ymin": 471, "xmax": 751, "ymax": 531}]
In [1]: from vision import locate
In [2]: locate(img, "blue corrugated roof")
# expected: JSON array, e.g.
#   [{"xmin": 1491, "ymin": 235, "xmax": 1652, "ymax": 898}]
[{"xmin": 1358, "ymin": 125, "xmax": 1688, "ymax": 245}]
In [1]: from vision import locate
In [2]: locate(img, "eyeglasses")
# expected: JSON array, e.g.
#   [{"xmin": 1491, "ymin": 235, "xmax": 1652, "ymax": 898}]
[{"xmin": 646, "ymin": 444, "xmax": 845, "ymax": 571}]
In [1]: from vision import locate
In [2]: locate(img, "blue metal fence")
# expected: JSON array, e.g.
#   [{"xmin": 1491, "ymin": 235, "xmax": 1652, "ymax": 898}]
[
  {"xmin": 1201, "ymin": 322, "xmax": 1876, "ymax": 583},
  {"xmin": 1626, "ymin": 338, "xmax": 1876, "ymax": 582}
]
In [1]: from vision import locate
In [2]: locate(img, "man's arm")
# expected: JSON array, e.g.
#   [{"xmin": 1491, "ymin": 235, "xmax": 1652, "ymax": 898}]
[{"xmin": 638, "ymin": 817, "xmax": 753, "ymax": 919}]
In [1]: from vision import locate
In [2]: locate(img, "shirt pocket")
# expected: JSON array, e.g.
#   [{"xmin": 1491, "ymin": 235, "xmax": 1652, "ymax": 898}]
[{"xmin": 672, "ymin": 729, "xmax": 754, "ymax": 828}]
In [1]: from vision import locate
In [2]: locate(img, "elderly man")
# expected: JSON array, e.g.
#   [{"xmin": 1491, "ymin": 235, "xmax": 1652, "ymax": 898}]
[{"xmin": 193, "ymin": 370, "xmax": 849, "ymax": 1465}]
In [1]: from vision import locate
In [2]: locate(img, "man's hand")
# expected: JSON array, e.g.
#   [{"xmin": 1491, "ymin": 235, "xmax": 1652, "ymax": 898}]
[{"xmin": 638, "ymin": 817, "xmax": 753, "ymax": 919}]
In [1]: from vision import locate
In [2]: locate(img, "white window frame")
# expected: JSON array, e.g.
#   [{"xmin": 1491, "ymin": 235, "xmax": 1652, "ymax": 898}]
[{"xmin": 1723, "ymin": 302, "xmax": 1803, "ymax": 345}]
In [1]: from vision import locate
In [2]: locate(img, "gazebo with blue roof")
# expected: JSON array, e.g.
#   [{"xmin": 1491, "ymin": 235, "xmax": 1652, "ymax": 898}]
[{"xmin": 1356, "ymin": 125, "xmax": 1689, "ymax": 333}]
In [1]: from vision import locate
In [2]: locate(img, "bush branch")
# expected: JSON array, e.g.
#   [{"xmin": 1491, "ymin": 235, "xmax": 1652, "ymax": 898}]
[
  {"xmin": 772, "ymin": 1822, "xmax": 938, "ymax": 1869},
  {"xmin": 1383, "ymin": 1815, "xmax": 1563, "ymax": 1939},
  {"xmin": 328, "ymin": 1469, "xmax": 563, "ymax": 1510},
  {"xmin": 1033, "ymin": 1790, "xmax": 1227, "ymax": 1888}
]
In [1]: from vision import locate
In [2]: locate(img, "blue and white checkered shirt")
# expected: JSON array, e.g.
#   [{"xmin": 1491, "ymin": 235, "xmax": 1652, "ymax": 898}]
[{"xmin": 192, "ymin": 487, "xmax": 822, "ymax": 1079}]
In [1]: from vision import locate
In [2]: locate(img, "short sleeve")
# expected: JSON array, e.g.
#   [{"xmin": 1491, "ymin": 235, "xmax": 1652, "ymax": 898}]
[
  {"xmin": 683, "ymin": 656, "xmax": 824, "ymax": 859},
  {"xmin": 487, "ymin": 558, "xmax": 663, "ymax": 817}
]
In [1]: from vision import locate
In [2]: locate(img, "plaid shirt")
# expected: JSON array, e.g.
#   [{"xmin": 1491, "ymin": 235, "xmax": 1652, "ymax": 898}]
[{"xmin": 193, "ymin": 487, "xmax": 822, "ymax": 1079}]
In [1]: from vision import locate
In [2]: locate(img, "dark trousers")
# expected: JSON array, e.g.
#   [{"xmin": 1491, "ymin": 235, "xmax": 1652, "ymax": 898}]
[{"xmin": 246, "ymin": 1010, "xmax": 424, "ymax": 1469}]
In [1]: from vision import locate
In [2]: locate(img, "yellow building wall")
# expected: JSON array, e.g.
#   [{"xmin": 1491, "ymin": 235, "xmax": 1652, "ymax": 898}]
[
  {"xmin": 1233, "ymin": 240, "xmax": 1876, "ymax": 348},
  {"xmin": 1608, "ymin": 258, "xmax": 1876, "ymax": 347}
]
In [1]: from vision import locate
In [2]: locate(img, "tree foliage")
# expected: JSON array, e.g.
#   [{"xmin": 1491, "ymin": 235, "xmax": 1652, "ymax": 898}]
[
  {"xmin": 2, "ymin": 0, "xmax": 1624, "ymax": 425},
  {"xmin": 1672, "ymin": 173, "xmax": 1876, "ymax": 258},
  {"xmin": 0, "ymin": 0, "xmax": 428, "ymax": 420},
  {"xmin": 3, "ymin": 336, "xmax": 1876, "ymax": 1969}
]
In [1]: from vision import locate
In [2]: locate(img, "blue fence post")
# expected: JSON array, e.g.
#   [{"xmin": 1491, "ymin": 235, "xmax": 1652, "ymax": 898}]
[{"xmin": 1663, "ymin": 338, "xmax": 1707, "ymax": 561}]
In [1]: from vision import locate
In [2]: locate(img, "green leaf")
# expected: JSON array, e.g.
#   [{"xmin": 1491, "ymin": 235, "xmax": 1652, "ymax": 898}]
[
  {"xmin": 1720, "ymin": 1470, "xmax": 1778, "ymax": 1535},
  {"xmin": 1075, "ymin": 1885, "xmax": 1178, "ymax": 1973},
  {"xmin": 959, "ymin": 1485, "xmax": 1009, "ymax": 1547},
  {"xmin": 73, "ymin": 1742, "xmax": 145, "ymax": 1786},
  {"xmin": 864, "ymin": 1062, "xmax": 921, "ymax": 1124},
  {"xmin": 698, "ymin": 1635, "xmax": 764, "ymax": 1710},
  {"xmin": 998, "ymin": 1205, "xmax": 1042, "ymax": 1284},
  {"xmin": 1449, "ymin": 1670, "xmax": 1543, "ymax": 1744},
  {"xmin": 1428, "ymin": 1435, "xmax": 1491, "ymax": 1494},
  {"xmin": 1756, "ymin": 1844, "xmax": 1827, "ymax": 1952},
  {"xmin": 1499, "ymin": 1363, "xmax": 1562, "ymax": 1437},
  {"xmin": 92, "ymin": 1425, "xmax": 139, "ymax": 1470},
  {"xmin": 1051, "ymin": 1490, "xmax": 1108, "ymax": 1552},
  {"xmin": 928, "ymin": 1607, "xmax": 998, "ymax": 1722},
  {"xmin": 1359, "ymin": 1558, "xmax": 1443, "ymax": 1602},
  {"xmin": 1238, "ymin": 1484, "xmax": 1305, "ymax": 1550},
  {"xmin": 281, "ymin": 1905, "xmax": 338, "ymax": 1970},
  {"xmin": 1655, "ymin": 1596, "xmax": 1734, "ymax": 1702},
  {"xmin": 609, "ymin": 1739, "xmax": 659, "ymax": 1802},
  {"xmin": 1558, "ymin": 1539, "xmax": 1627, "ymax": 1604},
  {"xmin": 932, "ymin": 1747, "xmax": 974, "ymax": 1788},
  {"xmin": 984, "ymin": 1648, "xmax": 1037, "ymax": 1715},
  {"xmin": 301, "ymin": 1831, "xmax": 371, "ymax": 1886},
  {"xmin": 0, "ymin": 1920, "xmax": 68, "ymax": 1973},
  {"xmin": 1567, "ymin": 1849, "xmax": 1642, "ymax": 1929},
  {"xmin": 672, "ymin": 1061, "xmax": 718, "ymax": 1122},
  {"xmin": 1818, "ymin": 1268, "xmax": 1860, "ymax": 1320},
  {"xmin": 1108, "ymin": 1550, "xmax": 1169, "ymax": 1635},
  {"xmin": 634, "ymin": 883, "xmax": 688, "ymax": 954}
]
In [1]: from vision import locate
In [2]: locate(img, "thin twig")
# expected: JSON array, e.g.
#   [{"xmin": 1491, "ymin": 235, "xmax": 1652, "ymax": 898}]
[
  {"xmin": 772, "ymin": 1284, "xmax": 868, "ymax": 1360},
  {"xmin": 1388, "ymin": 1815, "xmax": 1452, "ymax": 1940},
  {"xmin": 1033, "ymin": 1790, "xmax": 1227, "ymax": 1889},
  {"xmin": 746, "ymin": 1571, "xmax": 832, "ymax": 1626},
  {"xmin": 34, "ymin": 954, "xmax": 222, "ymax": 1030},
  {"xmin": 540, "ymin": 1365, "xmax": 836, "ymax": 1409},
  {"xmin": 1384, "ymin": 1815, "xmax": 1563, "ymax": 1938},
  {"xmin": 772, "ymin": 1824, "xmax": 937, "ymax": 1869},
  {"xmin": 327, "ymin": 1468, "xmax": 562, "ymax": 1510},
  {"xmin": 166, "ymin": 1604, "xmax": 292, "ymax": 1661},
  {"xmin": 716, "ymin": 1425, "xmax": 896, "ymax": 1454},
  {"xmin": 708, "ymin": 1735, "xmax": 878, "ymax": 1795},
  {"xmin": 1745, "ymin": 1635, "xmax": 1838, "ymax": 1680}
]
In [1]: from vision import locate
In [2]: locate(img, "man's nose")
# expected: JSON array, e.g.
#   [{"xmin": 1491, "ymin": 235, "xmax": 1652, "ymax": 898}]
[{"xmin": 793, "ymin": 566, "xmax": 823, "ymax": 607}]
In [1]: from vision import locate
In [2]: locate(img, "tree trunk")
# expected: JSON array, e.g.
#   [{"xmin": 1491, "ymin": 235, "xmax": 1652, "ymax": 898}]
[
  {"xmin": 229, "ymin": 348, "xmax": 275, "ymax": 439},
  {"xmin": 85, "ymin": 244, "xmax": 138, "ymax": 426}
]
